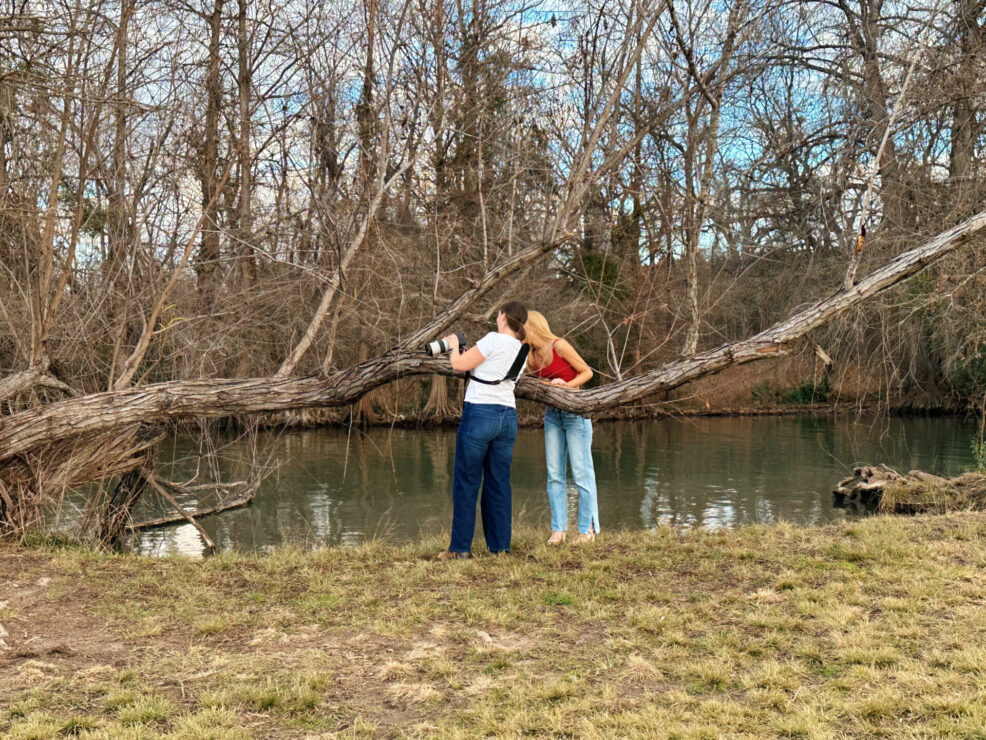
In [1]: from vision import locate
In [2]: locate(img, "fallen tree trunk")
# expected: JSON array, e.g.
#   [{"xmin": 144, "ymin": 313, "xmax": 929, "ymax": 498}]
[
  {"xmin": 1, "ymin": 210, "xmax": 985, "ymax": 539},
  {"xmin": 834, "ymin": 465, "xmax": 986, "ymax": 514},
  {"xmin": 2, "ymin": 210, "xmax": 984, "ymax": 468}
]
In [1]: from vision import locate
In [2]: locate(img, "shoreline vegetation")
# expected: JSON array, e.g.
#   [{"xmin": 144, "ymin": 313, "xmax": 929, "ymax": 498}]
[
  {"xmin": 3, "ymin": 515, "xmax": 986, "ymax": 738},
  {"xmin": 243, "ymin": 400, "xmax": 978, "ymax": 434}
]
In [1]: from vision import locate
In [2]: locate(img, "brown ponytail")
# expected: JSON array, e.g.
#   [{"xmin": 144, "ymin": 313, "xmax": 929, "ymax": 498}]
[{"xmin": 500, "ymin": 301, "xmax": 528, "ymax": 342}]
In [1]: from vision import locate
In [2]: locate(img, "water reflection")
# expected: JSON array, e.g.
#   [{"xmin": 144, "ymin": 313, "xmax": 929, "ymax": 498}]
[{"xmin": 129, "ymin": 415, "xmax": 978, "ymax": 556}]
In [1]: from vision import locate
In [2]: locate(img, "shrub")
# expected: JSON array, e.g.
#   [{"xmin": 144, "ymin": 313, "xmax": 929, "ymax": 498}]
[
  {"xmin": 752, "ymin": 381, "xmax": 782, "ymax": 404},
  {"xmin": 784, "ymin": 377, "xmax": 830, "ymax": 405},
  {"xmin": 972, "ymin": 439, "xmax": 986, "ymax": 475},
  {"xmin": 948, "ymin": 346, "xmax": 986, "ymax": 402},
  {"xmin": 752, "ymin": 378, "xmax": 830, "ymax": 405},
  {"xmin": 571, "ymin": 249, "xmax": 627, "ymax": 302}
]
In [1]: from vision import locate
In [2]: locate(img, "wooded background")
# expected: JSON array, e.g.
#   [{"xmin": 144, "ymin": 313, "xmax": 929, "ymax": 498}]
[
  {"xmin": 1, "ymin": 0, "xmax": 986, "ymax": 537},
  {"xmin": 2, "ymin": 0, "xmax": 985, "ymax": 413}
]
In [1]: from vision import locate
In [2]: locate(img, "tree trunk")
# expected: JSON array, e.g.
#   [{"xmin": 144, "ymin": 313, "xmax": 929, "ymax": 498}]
[
  {"xmin": 840, "ymin": 0, "xmax": 912, "ymax": 231},
  {"xmin": 107, "ymin": 0, "xmax": 135, "ymax": 387},
  {"xmin": 676, "ymin": 0, "xmax": 744, "ymax": 355},
  {"xmin": 235, "ymin": 0, "xmax": 255, "ymax": 292},
  {"xmin": 357, "ymin": 0, "xmax": 377, "ymax": 187},
  {"xmin": 455, "ymin": 0, "xmax": 481, "ymax": 210},
  {"xmin": 95, "ymin": 468, "xmax": 148, "ymax": 545},
  {"xmin": 949, "ymin": 0, "xmax": 983, "ymax": 184},
  {"xmin": 195, "ymin": 0, "xmax": 225, "ymax": 293},
  {"xmin": 422, "ymin": 375, "xmax": 456, "ymax": 419}
]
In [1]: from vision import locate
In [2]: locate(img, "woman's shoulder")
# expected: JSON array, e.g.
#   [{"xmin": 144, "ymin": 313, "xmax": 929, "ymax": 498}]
[
  {"xmin": 553, "ymin": 337, "xmax": 585, "ymax": 362},
  {"xmin": 477, "ymin": 330, "xmax": 501, "ymax": 345},
  {"xmin": 486, "ymin": 330, "xmax": 520, "ymax": 343},
  {"xmin": 477, "ymin": 331, "xmax": 518, "ymax": 351}
]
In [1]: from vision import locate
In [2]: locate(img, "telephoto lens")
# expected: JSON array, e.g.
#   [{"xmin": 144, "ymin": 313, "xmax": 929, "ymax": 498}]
[
  {"xmin": 423, "ymin": 338, "xmax": 448, "ymax": 356},
  {"xmin": 424, "ymin": 333, "xmax": 466, "ymax": 356}
]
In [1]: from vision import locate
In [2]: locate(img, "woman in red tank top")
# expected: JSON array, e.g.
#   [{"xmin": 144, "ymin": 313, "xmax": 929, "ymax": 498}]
[{"xmin": 525, "ymin": 311, "xmax": 599, "ymax": 544}]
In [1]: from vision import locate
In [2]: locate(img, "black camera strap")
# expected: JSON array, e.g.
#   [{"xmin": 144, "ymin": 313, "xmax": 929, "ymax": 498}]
[{"xmin": 468, "ymin": 345, "xmax": 530, "ymax": 386}]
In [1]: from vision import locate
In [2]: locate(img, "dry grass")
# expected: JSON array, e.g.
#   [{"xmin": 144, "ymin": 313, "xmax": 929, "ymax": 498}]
[
  {"xmin": 2, "ymin": 515, "xmax": 986, "ymax": 737},
  {"xmin": 880, "ymin": 473, "xmax": 986, "ymax": 514}
]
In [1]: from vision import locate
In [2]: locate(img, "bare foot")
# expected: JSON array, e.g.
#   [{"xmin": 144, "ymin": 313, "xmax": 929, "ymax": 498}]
[{"xmin": 546, "ymin": 531, "xmax": 567, "ymax": 545}]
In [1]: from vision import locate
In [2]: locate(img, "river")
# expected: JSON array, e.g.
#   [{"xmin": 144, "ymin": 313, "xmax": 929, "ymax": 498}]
[{"xmin": 128, "ymin": 414, "xmax": 980, "ymax": 556}]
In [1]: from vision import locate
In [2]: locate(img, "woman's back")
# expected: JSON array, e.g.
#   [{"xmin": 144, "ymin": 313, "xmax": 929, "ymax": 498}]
[{"xmin": 465, "ymin": 332, "xmax": 523, "ymax": 407}]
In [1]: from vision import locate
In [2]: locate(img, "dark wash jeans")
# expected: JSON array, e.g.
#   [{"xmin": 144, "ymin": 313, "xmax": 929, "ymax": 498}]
[{"xmin": 449, "ymin": 402, "xmax": 518, "ymax": 553}]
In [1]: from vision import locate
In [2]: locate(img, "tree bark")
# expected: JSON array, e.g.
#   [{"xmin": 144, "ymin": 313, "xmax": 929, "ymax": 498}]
[
  {"xmin": 838, "ymin": 0, "xmax": 912, "ymax": 231},
  {"xmin": 235, "ymin": 0, "xmax": 255, "ymax": 292},
  {"xmin": 106, "ymin": 0, "xmax": 136, "ymax": 387},
  {"xmin": 949, "ymin": 0, "xmax": 984, "ymax": 183},
  {"xmin": 195, "ymin": 0, "xmax": 226, "ymax": 293}
]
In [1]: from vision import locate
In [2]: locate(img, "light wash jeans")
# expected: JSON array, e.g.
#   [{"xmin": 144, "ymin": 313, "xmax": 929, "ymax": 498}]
[{"xmin": 544, "ymin": 406, "xmax": 600, "ymax": 535}]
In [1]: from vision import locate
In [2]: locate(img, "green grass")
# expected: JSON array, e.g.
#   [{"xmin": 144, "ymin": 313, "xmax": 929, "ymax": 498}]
[{"xmin": 2, "ymin": 515, "xmax": 986, "ymax": 737}]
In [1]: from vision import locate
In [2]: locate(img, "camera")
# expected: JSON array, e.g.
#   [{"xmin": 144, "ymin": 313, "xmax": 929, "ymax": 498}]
[{"xmin": 424, "ymin": 333, "xmax": 467, "ymax": 356}]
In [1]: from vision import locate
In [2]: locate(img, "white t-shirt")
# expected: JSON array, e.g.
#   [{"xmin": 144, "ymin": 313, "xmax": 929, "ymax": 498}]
[{"xmin": 463, "ymin": 331, "xmax": 524, "ymax": 408}]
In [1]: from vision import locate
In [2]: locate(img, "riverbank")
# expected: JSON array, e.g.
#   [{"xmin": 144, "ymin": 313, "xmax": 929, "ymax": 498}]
[
  {"xmin": 3, "ymin": 515, "xmax": 986, "ymax": 738},
  {"xmin": 243, "ymin": 399, "xmax": 973, "ymax": 433}
]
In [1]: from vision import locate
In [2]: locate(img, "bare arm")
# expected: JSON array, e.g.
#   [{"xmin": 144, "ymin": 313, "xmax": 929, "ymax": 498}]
[
  {"xmin": 445, "ymin": 333, "xmax": 486, "ymax": 372},
  {"xmin": 552, "ymin": 339, "xmax": 593, "ymax": 389}
]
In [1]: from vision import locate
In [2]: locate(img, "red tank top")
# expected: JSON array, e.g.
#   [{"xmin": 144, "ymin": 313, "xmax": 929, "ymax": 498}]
[{"xmin": 534, "ymin": 339, "xmax": 578, "ymax": 382}]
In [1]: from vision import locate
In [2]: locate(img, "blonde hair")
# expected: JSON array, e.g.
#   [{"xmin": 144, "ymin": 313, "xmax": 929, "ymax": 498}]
[{"xmin": 524, "ymin": 310, "xmax": 559, "ymax": 347}]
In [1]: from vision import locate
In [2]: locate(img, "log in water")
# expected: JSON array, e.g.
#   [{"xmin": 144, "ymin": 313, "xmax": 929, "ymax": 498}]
[{"xmin": 834, "ymin": 465, "xmax": 986, "ymax": 514}]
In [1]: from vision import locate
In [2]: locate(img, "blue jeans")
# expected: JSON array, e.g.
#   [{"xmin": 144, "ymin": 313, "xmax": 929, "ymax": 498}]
[
  {"xmin": 544, "ymin": 407, "xmax": 600, "ymax": 535},
  {"xmin": 449, "ymin": 403, "xmax": 517, "ymax": 553}
]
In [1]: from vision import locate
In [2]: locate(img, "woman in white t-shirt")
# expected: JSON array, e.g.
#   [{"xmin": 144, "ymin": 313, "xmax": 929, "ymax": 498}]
[{"xmin": 436, "ymin": 301, "xmax": 528, "ymax": 559}]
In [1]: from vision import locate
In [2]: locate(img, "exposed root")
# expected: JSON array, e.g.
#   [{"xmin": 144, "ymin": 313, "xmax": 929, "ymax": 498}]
[
  {"xmin": 421, "ymin": 375, "xmax": 457, "ymax": 420},
  {"xmin": 94, "ymin": 468, "xmax": 150, "ymax": 545}
]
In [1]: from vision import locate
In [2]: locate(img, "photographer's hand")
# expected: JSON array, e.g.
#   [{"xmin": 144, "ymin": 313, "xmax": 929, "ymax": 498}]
[{"xmin": 442, "ymin": 334, "xmax": 460, "ymax": 353}]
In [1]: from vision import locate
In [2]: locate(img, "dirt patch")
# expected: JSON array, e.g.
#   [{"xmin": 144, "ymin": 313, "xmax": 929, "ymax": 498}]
[
  {"xmin": 0, "ymin": 554, "xmax": 133, "ymax": 695},
  {"xmin": 0, "ymin": 549, "xmax": 443, "ymax": 733}
]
